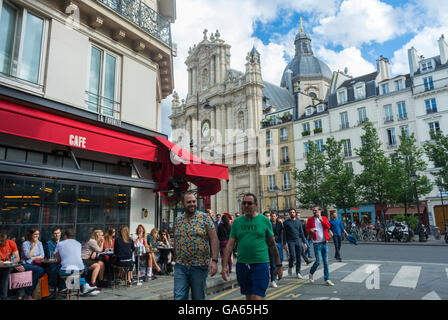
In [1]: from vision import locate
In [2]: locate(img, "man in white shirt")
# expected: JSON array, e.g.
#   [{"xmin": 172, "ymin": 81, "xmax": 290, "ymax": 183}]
[
  {"xmin": 306, "ymin": 206, "xmax": 334, "ymax": 286},
  {"xmin": 56, "ymin": 228, "xmax": 99, "ymax": 296}
]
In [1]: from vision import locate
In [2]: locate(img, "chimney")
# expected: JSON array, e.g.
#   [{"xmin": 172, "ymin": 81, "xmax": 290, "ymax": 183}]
[
  {"xmin": 408, "ymin": 47, "xmax": 420, "ymax": 77},
  {"xmin": 376, "ymin": 55, "xmax": 391, "ymax": 83},
  {"xmin": 438, "ymin": 34, "xmax": 448, "ymax": 65}
]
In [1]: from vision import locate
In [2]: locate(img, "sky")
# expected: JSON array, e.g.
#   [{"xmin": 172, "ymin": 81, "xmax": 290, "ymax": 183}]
[{"xmin": 161, "ymin": 0, "xmax": 448, "ymax": 137}]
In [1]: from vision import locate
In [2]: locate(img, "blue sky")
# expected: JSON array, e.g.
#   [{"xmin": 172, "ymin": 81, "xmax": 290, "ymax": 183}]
[{"xmin": 162, "ymin": 0, "xmax": 448, "ymax": 137}]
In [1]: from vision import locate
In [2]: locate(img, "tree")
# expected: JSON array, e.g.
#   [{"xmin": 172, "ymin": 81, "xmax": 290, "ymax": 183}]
[
  {"xmin": 423, "ymin": 132, "xmax": 448, "ymax": 190},
  {"xmin": 392, "ymin": 133, "xmax": 432, "ymax": 215},
  {"xmin": 324, "ymin": 137, "xmax": 359, "ymax": 223},
  {"xmin": 293, "ymin": 140, "xmax": 329, "ymax": 211},
  {"xmin": 355, "ymin": 122, "xmax": 395, "ymax": 225}
]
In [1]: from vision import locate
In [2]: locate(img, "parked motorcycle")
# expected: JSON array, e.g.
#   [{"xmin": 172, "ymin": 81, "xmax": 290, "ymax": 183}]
[
  {"xmin": 416, "ymin": 223, "xmax": 429, "ymax": 242},
  {"xmin": 385, "ymin": 221, "xmax": 411, "ymax": 242}
]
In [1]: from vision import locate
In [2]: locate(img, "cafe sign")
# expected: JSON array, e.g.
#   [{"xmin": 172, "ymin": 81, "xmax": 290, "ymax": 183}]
[{"xmin": 98, "ymin": 114, "xmax": 122, "ymax": 127}]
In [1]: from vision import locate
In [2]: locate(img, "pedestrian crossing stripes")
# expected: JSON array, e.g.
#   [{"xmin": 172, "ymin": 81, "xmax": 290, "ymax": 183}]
[
  {"xmin": 390, "ymin": 266, "xmax": 421, "ymax": 289},
  {"xmin": 341, "ymin": 264, "xmax": 380, "ymax": 283}
]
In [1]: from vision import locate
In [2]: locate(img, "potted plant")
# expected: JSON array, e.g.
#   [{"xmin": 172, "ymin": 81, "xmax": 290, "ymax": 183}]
[
  {"xmin": 302, "ymin": 130, "xmax": 311, "ymax": 136},
  {"xmin": 314, "ymin": 127, "xmax": 322, "ymax": 134}
]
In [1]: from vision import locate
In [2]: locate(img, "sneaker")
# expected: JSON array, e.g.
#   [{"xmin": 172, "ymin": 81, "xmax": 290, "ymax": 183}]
[
  {"xmin": 337, "ymin": 258, "xmax": 342, "ymax": 262},
  {"xmin": 297, "ymin": 273, "xmax": 303, "ymax": 279},
  {"xmin": 82, "ymin": 283, "xmax": 97, "ymax": 294},
  {"xmin": 288, "ymin": 268, "xmax": 293, "ymax": 277},
  {"xmin": 308, "ymin": 274, "xmax": 314, "ymax": 283},
  {"xmin": 87, "ymin": 290, "xmax": 101, "ymax": 296},
  {"xmin": 325, "ymin": 280, "xmax": 335, "ymax": 286},
  {"xmin": 306, "ymin": 259, "xmax": 313, "ymax": 265},
  {"xmin": 271, "ymin": 281, "xmax": 278, "ymax": 288}
]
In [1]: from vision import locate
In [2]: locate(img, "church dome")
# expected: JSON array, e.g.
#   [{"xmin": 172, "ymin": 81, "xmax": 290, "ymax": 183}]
[{"xmin": 280, "ymin": 31, "xmax": 332, "ymax": 88}]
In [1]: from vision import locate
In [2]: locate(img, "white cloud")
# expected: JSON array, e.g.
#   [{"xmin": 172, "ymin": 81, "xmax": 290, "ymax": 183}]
[
  {"xmin": 313, "ymin": 0, "xmax": 404, "ymax": 47},
  {"xmin": 317, "ymin": 46, "xmax": 376, "ymax": 77}
]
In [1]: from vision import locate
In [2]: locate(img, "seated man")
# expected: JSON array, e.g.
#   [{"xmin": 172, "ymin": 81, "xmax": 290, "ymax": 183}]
[
  {"xmin": 44, "ymin": 227, "xmax": 62, "ymax": 290},
  {"xmin": 55, "ymin": 228, "xmax": 99, "ymax": 296},
  {"xmin": 0, "ymin": 232, "xmax": 25, "ymax": 300}
]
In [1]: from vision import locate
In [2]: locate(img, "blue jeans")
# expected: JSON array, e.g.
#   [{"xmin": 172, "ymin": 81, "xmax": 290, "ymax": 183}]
[
  {"xmin": 173, "ymin": 264, "xmax": 209, "ymax": 300},
  {"xmin": 287, "ymin": 240, "xmax": 304, "ymax": 274},
  {"xmin": 333, "ymin": 235, "xmax": 342, "ymax": 259},
  {"xmin": 276, "ymin": 242, "xmax": 284, "ymax": 262},
  {"xmin": 305, "ymin": 239, "xmax": 312, "ymax": 258},
  {"xmin": 310, "ymin": 243, "xmax": 330, "ymax": 281},
  {"xmin": 22, "ymin": 264, "xmax": 45, "ymax": 296}
]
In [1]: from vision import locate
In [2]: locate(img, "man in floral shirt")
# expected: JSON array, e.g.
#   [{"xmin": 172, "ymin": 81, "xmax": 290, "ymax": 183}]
[{"xmin": 173, "ymin": 191, "xmax": 219, "ymax": 300}]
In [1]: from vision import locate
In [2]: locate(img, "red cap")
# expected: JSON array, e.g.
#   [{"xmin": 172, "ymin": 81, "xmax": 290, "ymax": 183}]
[{"xmin": 223, "ymin": 212, "xmax": 232, "ymax": 220}]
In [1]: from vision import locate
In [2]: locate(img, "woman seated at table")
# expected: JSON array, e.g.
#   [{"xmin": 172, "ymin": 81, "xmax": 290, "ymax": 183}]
[
  {"xmin": 81, "ymin": 230, "xmax": 107, "ymax": 288},
  {"xmin": 134, "ymin": 225, "xmax": 162, "ymax": 280},
  {"xmin": 146, "ymin": 228, "xmax": 163, "ymax": 277},
  {"xmin": 103, "ymin": 228, "xmax": 115, "ymax": 259},
  {"xmin": 156, "ymin": 229, "xmax": 173, "ymax": 267},
  {"xmin": 21, "ymin": 228, "xmax": 46, "ymax": 300},
  {"xmin": 113, "ymin": 226, "xmax": 135, "ymax": 284},
  {"xmin": 0, "ymin": 232, "xmax": 25, "ymax": 300}
]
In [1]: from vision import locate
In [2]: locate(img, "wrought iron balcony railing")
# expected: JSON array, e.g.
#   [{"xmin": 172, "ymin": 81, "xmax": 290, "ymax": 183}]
[{"xmin": 97, "ymin": 0, "xmax": 172, "ymax": 48}]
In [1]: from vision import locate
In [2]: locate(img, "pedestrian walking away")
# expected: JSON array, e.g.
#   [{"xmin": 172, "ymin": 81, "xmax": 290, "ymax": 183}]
[
  {"xmin": 221, "ymin": 193, "xmax": 283, "ymax": 300},
  {"xmin": 329, "ymin": 211, "xmax": 349, "ymax": 262},
  {"xmin": 283, "ymin": 209, "xmax": 310, "ymax": 280},
  {"xmin": 269, "ymin": 212, "xmax": 284, "ymax": 288},
  {"xmin": 306, "ymin": 206, "xmax": 334, "ymax": 286},
  {"xmin": 173, "ymin": 191, "xmax": 219, "ymax": 300}
]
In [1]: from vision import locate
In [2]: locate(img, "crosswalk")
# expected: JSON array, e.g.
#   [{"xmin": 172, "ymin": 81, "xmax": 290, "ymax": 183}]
[{"xmin": 209, "ymin": 260, "xmax": 448, "ymax": 300}]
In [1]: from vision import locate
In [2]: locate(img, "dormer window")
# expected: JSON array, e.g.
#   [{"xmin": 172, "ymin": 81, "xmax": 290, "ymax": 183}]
[
  {"xmin": 337, "ymin": 89, "xmax": 347, "ymax": 105},
  {"xmin": 305, "ymin": 107, "xmax": 313, "ymax": 116},
  {"xmin": 420, "ymin": 59, "xmax": 434, "ymax": 73},
  {"xmin": 381, "ymin": 83, "xmax": 390, "ymax": 95},
  {"xmin": 355, "ymin": 84, "xmax": 365, "ymax": 100},
  {"xmin": 317, "ymin": 104, "xmax": 325, "ymax": 112}
]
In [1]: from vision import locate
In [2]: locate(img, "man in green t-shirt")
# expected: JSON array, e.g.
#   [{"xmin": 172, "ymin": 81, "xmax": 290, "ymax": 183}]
[{"xmin": 221, "ymin": 193, "xmax": 283, "ymax": 300}]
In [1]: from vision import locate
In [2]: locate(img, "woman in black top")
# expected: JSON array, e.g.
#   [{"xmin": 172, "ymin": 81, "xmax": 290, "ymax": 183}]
[
  {"xmin": 113, "ymin": 226, "xmax": 135, "ymax": 284},
  {"xmin": 217, "ymin": 214, "xmax": 233, "ymax": 272}
]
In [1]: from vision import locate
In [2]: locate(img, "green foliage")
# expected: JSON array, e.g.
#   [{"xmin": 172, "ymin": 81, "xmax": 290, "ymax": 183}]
[
  {"xmin": 406, "ymin": 214, "xmax": 418, "ymax": 230},
  {"xmin": 423, "ymin": 132, "xmax": 448, "ymax": 190},
  {"xmin": 394, "ymin": 213, "xmax": 405, "ymax": 222}
]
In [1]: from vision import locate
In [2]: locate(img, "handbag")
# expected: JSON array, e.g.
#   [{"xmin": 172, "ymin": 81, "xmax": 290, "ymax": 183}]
[
  {"xmin": 32, "ymin": 274, "xmax": 49, "ymax": 300},
  {"xmin": 9, "ymin": 270, "xmax": 32, "ymax": 290}
]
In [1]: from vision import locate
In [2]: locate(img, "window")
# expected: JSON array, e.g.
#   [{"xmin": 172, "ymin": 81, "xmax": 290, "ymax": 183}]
[
  {"xmin": 303, "ymin": 123, "xmax": 310, "ymax": 131},
  {"xmin": 397, "ymin": 102, "xmax": 407, "ymax": 120},
  {"xmin": 423, "ymin": 76, "xmax": 434, "ymax": 91},
  {"xmin": 87, "ymin": 45, "xmax": 121, "ymax": 118},
  {"xmin": 317, "ymin": 104, "xmax": 325, "ymax": 112},
  {"xmin": 281, "ymin": 147, "xmax": 289, "ymax": 163},
  {"xmin": 387, "ymin": 128, "xmax": 397, "ymax": 147},
  {"xmin": 306, "ymin": 107, "xmax": 313, "ymax": 116},
  {"xmin": 316, "ymin": 139, "xmax": 324, "ymax": 152},
  {"xmin": 421, "ymin": 60, "xmax": 433, "ymax": 72},
  {"xmin": 384, "ymin": 104, "xmax": 393, "ymax": 122},
  {"xmin": 425, "ymin": 98, "xmax": 437, "ymax": 114},
  {"xmin": 355, "ymin": 86, "xmax": 364, "ymax": 99},
  {"xmin": 342, "ymin": 139, "xmax": 352, "ymax": 157},
  {"xmin": 340, "ymin": 112, "xmax": 349, "ymax": 129},
  {"xmin": 284, "ymin": 196, "xmax": 291, "ymax": 210},
  {"xmin": 268, "ymin": 175, "xmax": 276, "ymax": 191},
  {"xmin": 266, "ymin": 149, "xmax": 273, "ymax": 167},
  {"xmin": 266, "ymin": 130, "xmax": 272, "ymax": 145},
  {"xmin": 283, "ymin": 172, "xmax": 291, "ymax": 190},
  {"xmin": 314, "ymin": 119, "xmax": 322, "ymax": 130},
  {"xmin": 304, "ymin": 142, "xmax": 309, "ymax": 156},
  {"xmin": 358, "ymin": 107, "xmax": 367, "ymax": 125},
  {"xmin": 345, "ymin": 162, "xmax": 353, "ymax": 170},
  {"xmin": 429, "ymin": 121, "xmax": 440, "ymax": 138},
  {"xmin": 338, "ymin": 90, "xmax": 347, "ymax": 104},
  {"xmin": 280, "ymin": 127, "xmax": 288, "ymax": 141},
  {"xmin": 0, "ymin": 2, "xmax": 47, "ymax": 85},
  {"xmin": 400, "ymin": 125, "xmax": 410, "ymax": 137},
  {"xmin": 394, "ymin": 79, "xmax": 403, "ymax": 91},
  {"xmin": 270, "ymin": 197, "xmax": 278, "ymax": 210},
  {"xmin": 381, "ymin": 83, "xmax": 389, "ymax": 95}
]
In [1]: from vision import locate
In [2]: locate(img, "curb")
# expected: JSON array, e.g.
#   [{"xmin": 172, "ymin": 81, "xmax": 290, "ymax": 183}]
[{"xmin": 348, "ymin": 240, "xmax": 447, "ymax": 247}]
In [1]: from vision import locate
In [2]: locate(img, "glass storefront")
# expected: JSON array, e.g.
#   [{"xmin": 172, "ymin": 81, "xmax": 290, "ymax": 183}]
[{"xmin": 0, "ymin": 175, "xmax": 130, "ymax": 244}]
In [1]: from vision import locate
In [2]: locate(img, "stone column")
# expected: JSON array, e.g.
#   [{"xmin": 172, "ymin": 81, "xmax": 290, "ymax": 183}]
[
  {"xmin": 188, "ymin": 68, "xmax": 192, "ymax": 95},
  {"xmin": 210, "ymin": 56, "xmax": 215, "ymax": 86}
]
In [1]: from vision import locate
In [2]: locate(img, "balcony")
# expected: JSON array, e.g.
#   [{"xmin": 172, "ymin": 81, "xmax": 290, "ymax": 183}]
[
  {"xmin": 313, "ymin": 127, "xmax": 323, "ymax": 134},
  {"xmin": 397, "ymin": 113, "xmax": 408, "ymax": 120},
  {"xmin": 281, "ymin": 157, "xmax": 290, "ymax": 164},
  {"xmin": 426, "ymin": 108, "xmax": 438, "ymax": 115},
  {"xmin": 413, "ymin": 76, "xmax": 448, "ymax": 96},
  {"xmin": 302, "ymin": 130, "xmax": 311, "ymax": 137},
  {"xmin": 97, "ymin": 0, "xmax": 172, "ymax": 47},
  {"xmin": 384, "ymin": 116, "xmax": 394, "ymax": 123},
  {"xmin": 340, "ymin": 122, "xmax": 350, "ymax": 130},
  {"xmin": 85, "ymin": 91, "xmax": 121, "ymax": 121}
]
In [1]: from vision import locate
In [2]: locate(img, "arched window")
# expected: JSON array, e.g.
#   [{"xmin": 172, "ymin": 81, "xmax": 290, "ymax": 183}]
[{"xmin": 202, "ymin": 68, "xmax": 209, "ymax": 89}]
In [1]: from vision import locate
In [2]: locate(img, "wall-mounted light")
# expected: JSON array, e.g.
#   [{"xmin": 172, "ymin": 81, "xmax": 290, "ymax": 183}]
[{"xmin": 142, "ymin": 208, "xmax": 149, "ymax": 219}]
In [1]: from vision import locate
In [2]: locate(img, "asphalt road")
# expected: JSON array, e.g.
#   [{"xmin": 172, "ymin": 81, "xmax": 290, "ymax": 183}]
[{"xmin": 207, "ymin": 243, "xmax": 448, "ymax": 300}]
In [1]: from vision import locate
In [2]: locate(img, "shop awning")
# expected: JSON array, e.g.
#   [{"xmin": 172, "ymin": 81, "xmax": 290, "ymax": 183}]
[
  {"xmin": 152, "ymin": 136, "xmax": 229, "ymax": 196},
  {"xmin": 0, "ymin": 100, "xmax": 158, "ymax": 162},
  {"xmin": 385, "ymin": 207, "xmax": 426, "ymax": 215}
]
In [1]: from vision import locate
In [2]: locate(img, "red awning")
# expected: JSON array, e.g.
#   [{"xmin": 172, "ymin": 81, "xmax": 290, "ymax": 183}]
[
  {"xmin": 0, "ymin": 100, "xmax": 158, "ymax": 162},
  {"xmin": 152, "ymin": 136, "xmax": 228, "ymax": 196}
]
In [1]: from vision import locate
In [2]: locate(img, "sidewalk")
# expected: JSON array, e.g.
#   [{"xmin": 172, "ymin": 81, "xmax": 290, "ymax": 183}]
[
  {"xmin": 76, "ymin": 263, "xmax": 239, "ymax": 301},
  {"xmin": 353, "ymin": 234, "xmax": 447, "ymax": 246}
]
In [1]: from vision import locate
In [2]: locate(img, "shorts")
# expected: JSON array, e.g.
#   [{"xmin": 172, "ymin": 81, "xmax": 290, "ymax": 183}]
[{"xmin": 236, "ymin": 262, "xmax": 270, "ymax": 298}]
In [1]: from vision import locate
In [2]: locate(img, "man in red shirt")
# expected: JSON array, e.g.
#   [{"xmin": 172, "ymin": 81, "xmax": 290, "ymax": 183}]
[
  {"xmin": 0, "ymin": 233, "xmax": 25, "ymax": 299},
  {"xmin": 306, "ymin": 206, "xmax": 334, "ymax": 286}
]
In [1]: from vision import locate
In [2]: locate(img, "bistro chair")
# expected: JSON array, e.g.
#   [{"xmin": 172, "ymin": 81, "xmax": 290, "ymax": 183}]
[
  {"xmin": 58, "ymin": 274, "xmax": 80, "ymax": 300},
  {"xmin": 111, "ymin": 264, "xmax": 132, "ymax": 289}
]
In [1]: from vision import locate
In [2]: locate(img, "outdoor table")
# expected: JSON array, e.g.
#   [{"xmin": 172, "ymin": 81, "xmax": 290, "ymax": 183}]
[
  {"xmin": 156, "ymin": 247, "xmax": 173, "ymax": 274},
  {"xmin": 41, "ymin": 259, "xmax": 58, "ymax": 264},
  {"xmin": 0, "ymin": 262, "xmax": 20, "ymax": 269}
]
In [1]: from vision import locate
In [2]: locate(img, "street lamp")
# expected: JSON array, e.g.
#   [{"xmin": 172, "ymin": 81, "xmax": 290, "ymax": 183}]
[
  {"xmin": 410, "ymin": 171, "xmax": 425, "ymax": 242},
  {"xmin": 191, "ymin": 91, "xmax": 213, "ymax": 157},
  {"xmin": 438, "ymin": 185, "xmax": 448, "ymax": 243}
]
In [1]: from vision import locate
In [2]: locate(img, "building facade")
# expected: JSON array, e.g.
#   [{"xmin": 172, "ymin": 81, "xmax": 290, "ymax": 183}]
[{"xmin": 0, "ymin": 0, "xmax": 176, "ymax": 242}]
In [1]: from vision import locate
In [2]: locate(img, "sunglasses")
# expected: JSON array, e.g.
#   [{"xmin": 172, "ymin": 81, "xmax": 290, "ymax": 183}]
[{"xmin": 242, "ymin": 201, "xmax": 254, "ymax": 206}]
